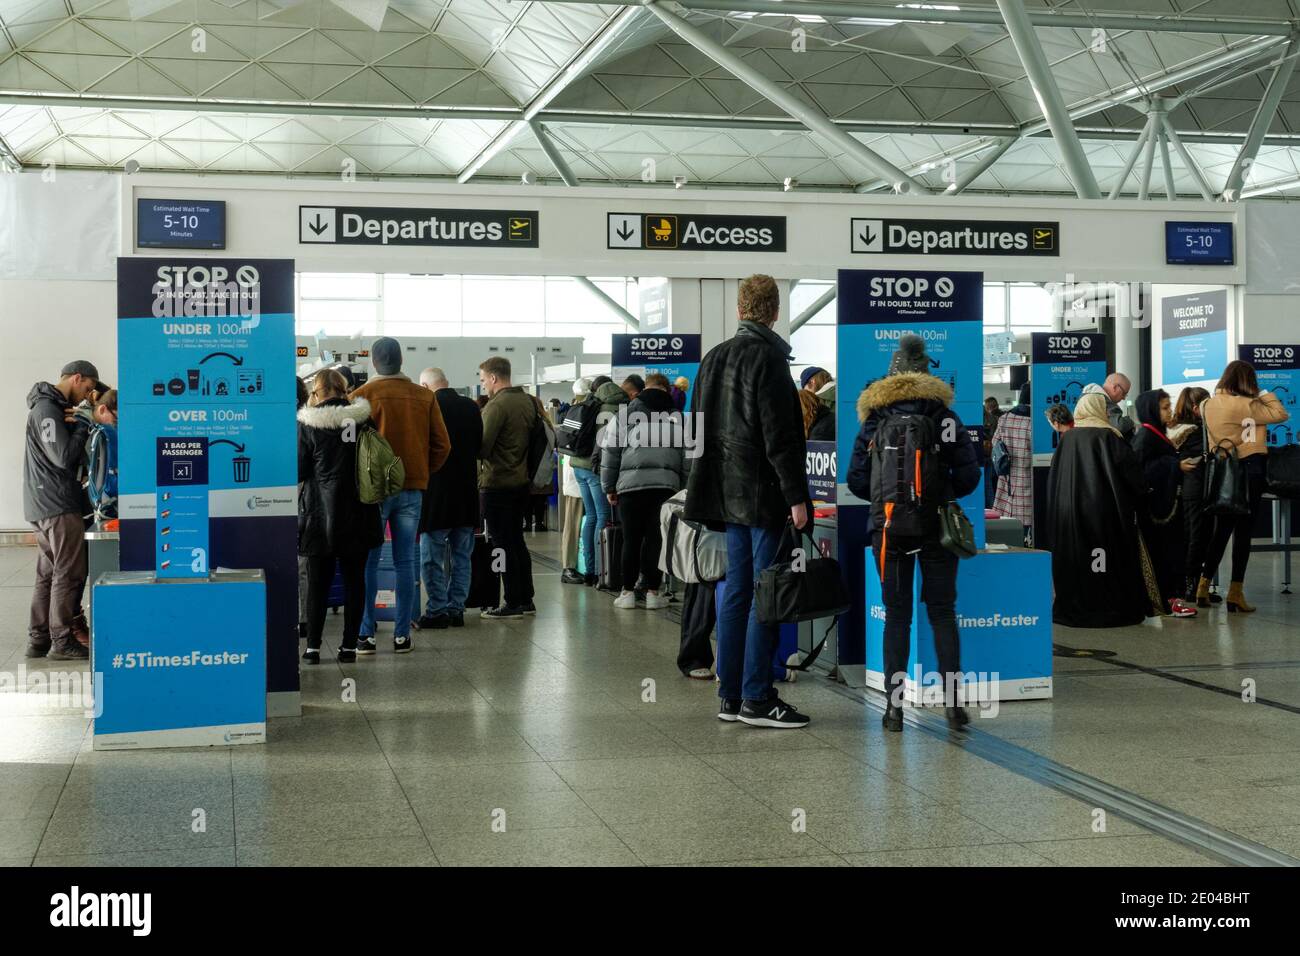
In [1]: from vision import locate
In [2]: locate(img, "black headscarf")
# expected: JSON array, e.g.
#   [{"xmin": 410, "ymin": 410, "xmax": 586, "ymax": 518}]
[{"xmin": 1135, "ymin": 389, "xmax": 1169, "ymax": 437}]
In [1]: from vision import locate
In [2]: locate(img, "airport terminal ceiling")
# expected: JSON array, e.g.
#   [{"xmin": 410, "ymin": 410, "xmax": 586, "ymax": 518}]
[{"xmin": 3, "ymin": 1, "xmax": 1300, "ymax": 200}]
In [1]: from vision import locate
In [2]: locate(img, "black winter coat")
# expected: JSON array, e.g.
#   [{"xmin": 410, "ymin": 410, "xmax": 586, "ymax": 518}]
[
  {"xmin": 297, "ymin": 397, "xmax": 383, "ymax": 557},
  {"xmin": 684, "ymin": 321, "xmax": 809, "ymax": 528},
  {"xmin": 422, "ymin": 388, "xmax": 483, "ymax": 531},
  {"xmin": 807, "ymin": 403, "xmax": 836, "ymax": 442},
  {"xmin": 24, "ymin": 382, "xmax": 90, "ymax": 523},
  {"xmin": 846, "ymin": 372, "xmax": 981, "ymax": 536}
]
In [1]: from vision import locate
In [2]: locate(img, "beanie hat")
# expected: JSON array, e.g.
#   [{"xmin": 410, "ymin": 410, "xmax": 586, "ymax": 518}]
[
  {"xmin": 887, "ymin": 334, "xmax": 931, "ymax": 376},
  {"xmin": 371, "ymin": 337, "xmax": 402, "ymax": 376}
]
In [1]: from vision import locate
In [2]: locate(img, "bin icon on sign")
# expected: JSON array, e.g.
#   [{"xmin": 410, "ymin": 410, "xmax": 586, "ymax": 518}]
[{"xmin": 233, "ymin": 455, "xmax": 251, "ymax": 484}]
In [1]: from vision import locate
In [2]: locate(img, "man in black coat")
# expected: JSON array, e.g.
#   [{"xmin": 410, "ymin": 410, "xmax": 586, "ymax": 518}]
[
  {"xmin": 417, "ymin": 368, "xmax": 483, "ymax": 629},
  {"xmin": 685, "ymin": 274, "xmax": 811, "ymax": 730}
]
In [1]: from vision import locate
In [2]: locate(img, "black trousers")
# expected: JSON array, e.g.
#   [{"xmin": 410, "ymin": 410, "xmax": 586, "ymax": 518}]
[
  {"xmin": 1183, "ymin": 481, "xmax": 1213, "ymax": 594},
  {"xmin": 304, "ymin": 551, "xmax": 367, "ymax": 650},
  {"xmin": 619, "ymin": 487, "xmax": 672, "ymax": 591},
  {"xmin": 872, "ymin": 532, "xmax": 960, "ymax": 707},
  {"xmin": 483, "ymin": 486, "xmax": 534, "ymax": 607},
  {"xmin": 1203, "ymin": 458, "xmax": 1268, "ymax": 583}
]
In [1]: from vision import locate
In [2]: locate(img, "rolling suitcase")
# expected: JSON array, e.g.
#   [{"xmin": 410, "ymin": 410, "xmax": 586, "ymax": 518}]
[
  {"xmin": 468, "ymin": 533, "xmax": 501, "ymax": 609},
  {"xmin": 596, "ymin": 523, "xmax": 623, "ymax": 592}
]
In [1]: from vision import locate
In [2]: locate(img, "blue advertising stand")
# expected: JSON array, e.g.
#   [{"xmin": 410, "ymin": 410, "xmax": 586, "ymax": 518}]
[
  {"xmin": 112, "ymin": 258, "xmax": 299, "ymax": 732},
  {"xmin": 865, "ymin": 549, "xmax": 1053, "ymax": 703},
  {"xmin": 1161, "ymin": 289, "xmax": 1228, "ymax": 386},
  {"xmin": 1240, "ymin": 345, "xmax": 1300, "ymax": 447},
  {"xmin": 611, "ymin": 333, "xmax": 701, "ymax": 409},
  {"xmin": 92, "ymin": 570, "xmax": 266, "ymax": 749},
  {"xmin": 835, "ymin": 269, "xmax": 985, "ymax": 683},
  {"xmin": 1030, "ymin": 332, "xmax": 1107, "ymax": 455}
]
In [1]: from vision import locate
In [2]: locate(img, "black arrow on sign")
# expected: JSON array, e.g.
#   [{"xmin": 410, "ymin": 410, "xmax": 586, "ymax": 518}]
[
  {"xmin": 309, "ymin": 213, "xmax": 330, "ymax": 236},
  {"xmin": 616, "ymin": 221, "xmax": 635, "ymax": 241},
  {"xmin": 209, "ymin": 439, "xmax": 247, "ymax": 453},
  {"xmin": 199, "ymin": 352, "xmax": 244, "ymax": 366},
  {"xmin": 858, "ymin": 226, "xmax": 876, "ymax": 246}
]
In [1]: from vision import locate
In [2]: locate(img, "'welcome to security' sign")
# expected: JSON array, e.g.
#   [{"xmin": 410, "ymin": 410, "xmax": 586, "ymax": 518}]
[
  {"xmin": 608, "ymin": 212, "xmax": 786, "ymax": 252},
  {"xmin": 300, "ymin": 206, "xmax": 538, "ymax": 247},
  {"xmin": 851, "ymin": 218, "xmax": 1059, "ymax": 256}
]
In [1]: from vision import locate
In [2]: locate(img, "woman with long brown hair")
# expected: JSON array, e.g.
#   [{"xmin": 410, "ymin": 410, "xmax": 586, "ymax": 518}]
[{"xmin": 1200, "ymin": 361, "xmax": 1289, "ymax": 611}]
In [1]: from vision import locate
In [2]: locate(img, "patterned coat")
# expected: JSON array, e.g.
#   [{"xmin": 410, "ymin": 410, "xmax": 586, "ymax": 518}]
[{"xmin": 992, "ymin": 409, "xmax": 1034, "ymax": 527}]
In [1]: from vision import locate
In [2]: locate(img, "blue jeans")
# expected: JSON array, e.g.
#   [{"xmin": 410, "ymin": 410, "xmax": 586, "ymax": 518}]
[
  {"xmin": 573, "ymin": 467, "xmax": 609, "ymax": 575},
  {"xmin": 421, "ymin": 527, "xmax": 474, "ymax": 616},
  {"xmin": 361, "ymin": 489, "xmax": 421, "ymax": 638},
  {"xmin": 717, "ymin": 523, "xmax": 783, "ymax": 704}
]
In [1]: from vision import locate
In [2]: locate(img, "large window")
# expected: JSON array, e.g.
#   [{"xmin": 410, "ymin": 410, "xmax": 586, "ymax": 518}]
[{"xmin": 297, "ymin": 274, "xmax": 638, "ymax": 352}]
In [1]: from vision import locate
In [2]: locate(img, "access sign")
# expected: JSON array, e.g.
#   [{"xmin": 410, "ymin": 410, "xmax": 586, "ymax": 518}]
[
  {"xmin": 607, "ymin": 212, "xmax": 786, "ymax": 252},
  {"xmin": 850, "ymin": 218, "xmax": 1059, "ymax": 256},
  {"xmin": 300, "ymin": 206, "xmax": 538, "ymax": 247}
]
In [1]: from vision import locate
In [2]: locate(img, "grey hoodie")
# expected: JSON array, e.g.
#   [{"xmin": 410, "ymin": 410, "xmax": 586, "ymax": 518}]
[{"xmin": 24, "ymin": 382, "xmax": 90, "ymax": 523}]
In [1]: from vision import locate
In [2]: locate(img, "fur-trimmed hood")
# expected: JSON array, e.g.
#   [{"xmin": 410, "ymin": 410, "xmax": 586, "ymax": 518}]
[
  {"xmin": 1167, "ymin": 422, "xmax": 1196, "ymax": 449},
  {"xmin": 297, "ymin": 397, "xmax": 371, "ymax": 430},
  {"xmin": 857, "ymin": 372, "xmax": 953, "ymax": 422}
]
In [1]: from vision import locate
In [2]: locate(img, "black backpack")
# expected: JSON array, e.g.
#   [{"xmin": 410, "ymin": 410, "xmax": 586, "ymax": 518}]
[
  {"xmin": 555, "ymin": 397, "xmax": 599, "ymax": 458},
  {"xmin": 868, "ymin": 406, "xmax": 949, "ymax": 540}
]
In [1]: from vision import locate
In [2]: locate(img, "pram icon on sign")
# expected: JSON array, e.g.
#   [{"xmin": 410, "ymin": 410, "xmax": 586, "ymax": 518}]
[{"xmin": 646, "ymin": 216, "xmax": 677, "ymax": 248}]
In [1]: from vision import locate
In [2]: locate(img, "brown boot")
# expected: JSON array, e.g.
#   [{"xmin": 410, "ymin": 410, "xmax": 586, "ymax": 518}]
[
  {"xmin": 1195, "ymin": 576, "xmax": 1213, "ymax": 609},
  {"xmin": 1226, "ymin": 581, "xmax": 1256, "ymax": 613}
]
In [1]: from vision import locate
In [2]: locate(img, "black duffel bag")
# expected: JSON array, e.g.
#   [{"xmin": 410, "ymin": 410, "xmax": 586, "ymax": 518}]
[
  {"xmin": 756, "ymin": 521, "xmax": 850, "ymax": 626},
  {"xmin": 1266, "ymin": 444, "xmax": 1300, "ymax": 499}
]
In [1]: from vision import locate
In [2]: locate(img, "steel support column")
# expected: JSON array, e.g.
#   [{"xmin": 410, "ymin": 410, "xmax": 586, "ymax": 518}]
[
  {"xmin": 789, "ymin": 285, "xmax": 837, "ymax": 334},
  {"xmin": 1159, "ymin": 119, "xmax": 1177, "ymax": 200},
  {"xmin": 1108, "ymin": 115, "xmax": 1154, "ymax": 200},
  {"xmin": 458, "ymin": 6, "xmax": 642, "ymax": 183},
  {"xmin": 1138, "ymin": 112, "xmax": 1160, "ymax": 201},
  {"xmin": 643, "ymin": 0, "xmax": 925, "ymax": 192},
  {"xmin": 574, "ymin": 277, "xmax": 639, "ymax": 330},
  {"xmin": 1222, "ymin": 34, "xmax": 1300, "ymax": 199},
  {"xmin": 1160, "ymin": 114, "xmax": 1215, "ymax": 201},
  {"xmin": 947, "ymin": 138, "xmax": 1016, "ymax": 194},
  {"xmin": 529, "ymin": 120, "xmax": 579, "ymax": 187},
  {"xmin": 995, "ymin": 0, "xmax": 1101, "ymax": 198}
]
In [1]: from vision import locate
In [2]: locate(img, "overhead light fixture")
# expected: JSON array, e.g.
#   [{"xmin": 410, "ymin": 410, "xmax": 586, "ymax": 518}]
[
  {"xmin": 673, "ymin": 175, "xmax": 687, "ymax": 189},
  {"xmin": 124, "ymin": 159, "xmax": 141, "ymax": 175},
  {"xmin": 521, "ymin": 171, "xmax": 537, "ymax": 185},
  {"xmin": 783, "ymin": 177, "xmax": 797, "ymax": 191}
]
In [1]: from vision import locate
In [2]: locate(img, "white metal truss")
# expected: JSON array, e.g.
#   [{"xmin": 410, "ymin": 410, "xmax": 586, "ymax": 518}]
[{"xmin": 1, "ymin": 0, "xmax": 1300, "ymax": 198}]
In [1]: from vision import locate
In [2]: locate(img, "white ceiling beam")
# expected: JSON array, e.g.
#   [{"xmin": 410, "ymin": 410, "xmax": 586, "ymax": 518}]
[
  {"xmin": 644, "ymin": 0, "xmax": 926, "ymax": 192},
  {"xmin": 529, "ymin": 0, "xmax": 1298, "ymax": 37},
  {"xmin": 1222, "ymin": 33, "xmax": 1300, "ymax": 200},
  {"xmin": 456, "ymin": 6, "xmax": 644, "ymax": 183},
  {"xmin": 995, "ymin": 0, "xmax": 1100, "ymax": 199}
]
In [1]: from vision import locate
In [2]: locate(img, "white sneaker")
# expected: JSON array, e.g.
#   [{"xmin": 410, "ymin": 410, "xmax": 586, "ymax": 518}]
[
  {"xmin": 644, "ymin": 591, "xmax": 669, "ymax": 610},
  {"xmin": 613, "ymin": 590, "xmax": 637, "ymax": 609}
]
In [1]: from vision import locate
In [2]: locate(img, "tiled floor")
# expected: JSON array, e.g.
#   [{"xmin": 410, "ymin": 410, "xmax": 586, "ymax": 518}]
[{"xmin": 2, "ymin": 537, "xmax": 1298, "ymax": 867}]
